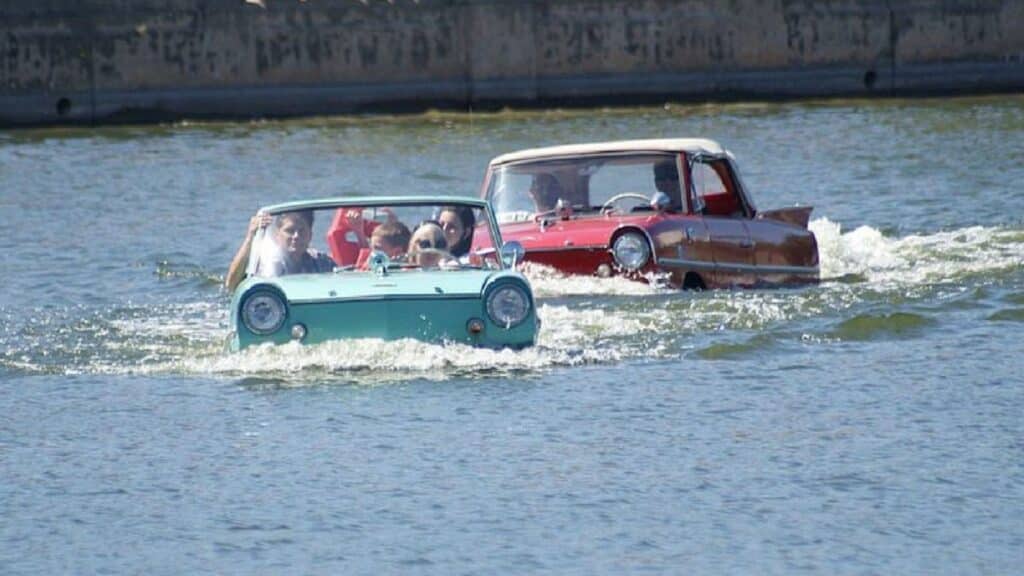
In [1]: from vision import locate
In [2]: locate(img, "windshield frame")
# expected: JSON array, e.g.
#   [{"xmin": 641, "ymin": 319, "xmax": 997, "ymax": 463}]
[
  {"xmin": 245, "ymin": 197, "xmax": 507, "ymax": 276},
  {"xmin": 485, "ymin": 151, "xmax": 684, "ymax": 217}
]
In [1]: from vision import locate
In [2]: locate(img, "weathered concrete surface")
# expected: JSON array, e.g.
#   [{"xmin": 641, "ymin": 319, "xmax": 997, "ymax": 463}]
[{"xmin": 2, "ymin": 0, "xmax": 1022, "ymax": 126}]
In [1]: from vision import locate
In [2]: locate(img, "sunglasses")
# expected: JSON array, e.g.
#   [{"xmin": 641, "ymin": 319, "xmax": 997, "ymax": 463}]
[{"xmin": 416, "ymin": 238, "xmax": 448, "ymax": 250}]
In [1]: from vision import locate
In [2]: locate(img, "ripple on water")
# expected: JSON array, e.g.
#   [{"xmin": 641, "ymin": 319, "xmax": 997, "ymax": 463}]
[
  {"xmin": 694, "ymin": 333, "xmax": 780, "ymax": 360},
  {"xmin": 987, "ymin": 308, "xmax": 1024, "ymax": 322},
  {"xmin": 830, "ymin": 312, "xmax": 935, "ymax": 342}
]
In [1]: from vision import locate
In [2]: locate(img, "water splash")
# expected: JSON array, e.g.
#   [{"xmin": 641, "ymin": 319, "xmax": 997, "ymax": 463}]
[
  {"xmin": 811, "ymin": 218, "xmax": 1023, "ymax": 287},
  {"xmin": 520, "ymin": 262, "xmax": 663, "ymax": 297}
]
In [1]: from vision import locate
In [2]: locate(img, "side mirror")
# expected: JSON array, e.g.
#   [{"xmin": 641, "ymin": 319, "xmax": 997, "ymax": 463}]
[
  {"xmin": 500, "ymin": 240, "xmax": 525, "ymax": 269},
  {"xmin": 368, "ymin": 250, "xmax": 390, "ymax": 275}
]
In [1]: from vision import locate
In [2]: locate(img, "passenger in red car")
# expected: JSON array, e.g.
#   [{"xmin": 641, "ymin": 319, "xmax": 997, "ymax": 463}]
[{"xmin": 529, "ymin": 173, "xmax": 566, "ymax": 212}]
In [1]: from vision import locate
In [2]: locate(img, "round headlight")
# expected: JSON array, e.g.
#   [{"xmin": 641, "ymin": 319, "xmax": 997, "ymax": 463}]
[
  {"xmin": 486, "ymin": 284, "xmax": 530, "ymax": 329},
  {"xmin": 241, "ymin": 291, "xmax": 287, "ymax": 335},
  {"xmin": 612, "ymin": 232, "xmax": 651, "ymax": 271}
]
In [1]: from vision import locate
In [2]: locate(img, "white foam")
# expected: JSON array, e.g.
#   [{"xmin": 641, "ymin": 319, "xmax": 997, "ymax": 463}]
[
  {"xmin": 811, "ymin": 218, "xmax": 1023, "ymax": 287},
  {"xmin": 521, "ymin": 262, "xmax": 664, "ymax": 297},
  {"xmin": 127, "ymin": 302, "xmax": 669, "ymax": 379},
  {"xmin": 811, "ymin": 218, "xmax": 904, "ymax": 279},
  {"xmin": 108, "ymin": 301, "xmax": 227, "ymax": 342}
]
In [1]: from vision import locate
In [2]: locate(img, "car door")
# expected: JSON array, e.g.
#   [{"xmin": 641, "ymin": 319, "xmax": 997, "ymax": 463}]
[
  {"xmin": 689, "ymin": 158, "xmax": 756, "ymax": 286},
  {"xmin": 723, "ymin": 156, "xmax": 819, "ymax": 284},
  {"xmin": 747, "ymin": 216, "xmax": 819, "ymax": 284}
]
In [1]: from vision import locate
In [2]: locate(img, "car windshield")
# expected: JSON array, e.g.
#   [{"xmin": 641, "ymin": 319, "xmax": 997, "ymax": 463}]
[
  {"xmin": 486, "ymin": 153, "xmax": 682, "ymax": 222},
  {"xmin": 247, "ymin": 201, "xmax": 502, "ymax": 276}
]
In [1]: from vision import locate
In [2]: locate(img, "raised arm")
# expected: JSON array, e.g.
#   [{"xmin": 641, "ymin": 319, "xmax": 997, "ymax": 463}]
[{"xmin": 225, "ymin": 213, "xmax": 272, "ymax": 293}]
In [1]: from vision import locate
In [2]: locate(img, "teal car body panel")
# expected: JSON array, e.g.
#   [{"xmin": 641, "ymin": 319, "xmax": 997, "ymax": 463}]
[{"xmin": 229, "ymin": 196, "xmax": 539, "ymax": 350}]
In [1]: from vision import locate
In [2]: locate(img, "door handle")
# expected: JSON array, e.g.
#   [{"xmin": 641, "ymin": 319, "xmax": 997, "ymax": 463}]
[{"xmin": 740, "ymin": 239, "xmax": 755, "ymax": 248}]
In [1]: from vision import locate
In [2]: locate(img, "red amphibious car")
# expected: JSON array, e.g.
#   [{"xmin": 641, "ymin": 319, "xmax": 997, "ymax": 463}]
[{"xmin": 478, "ymin": 139, "xmax": 819, "ymax": 289}]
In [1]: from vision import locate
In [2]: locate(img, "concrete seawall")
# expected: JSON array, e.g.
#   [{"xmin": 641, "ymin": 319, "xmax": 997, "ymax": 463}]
[{"xmin": 3, "ymin": 0, "xmax": 1023, "ymax": 126}]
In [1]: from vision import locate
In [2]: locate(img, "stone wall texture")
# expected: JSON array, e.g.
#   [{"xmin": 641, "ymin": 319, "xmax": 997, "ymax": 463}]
[{"xmin": 2, "ymin": 0, "xmax": 1023, "ymax": 126}]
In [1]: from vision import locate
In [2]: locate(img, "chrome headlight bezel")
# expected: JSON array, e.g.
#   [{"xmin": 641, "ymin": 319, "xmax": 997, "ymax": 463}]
[
  {"xmin": 611, "ymin": 231, "xmax": 651, "ymax": 271},
  {"xmin": 241, "ymin": 289, "xmax": 288, "ymax": 335},
  {"xmin": 485, "ymin": 283, "xmax": 531, "ymax": 329}
]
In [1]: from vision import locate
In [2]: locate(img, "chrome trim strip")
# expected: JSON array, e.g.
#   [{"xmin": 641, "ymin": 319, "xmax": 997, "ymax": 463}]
[
  {"xmin": 290, "ymin": 294, "xmax": 481, "ymax": 305},
  {"xmin": 524, "ymin": 246, "xmax": 606, "ymax": 253},
  {"xmin": 659, "ymin": 258, "xmax": 818, "ymax": 276}
]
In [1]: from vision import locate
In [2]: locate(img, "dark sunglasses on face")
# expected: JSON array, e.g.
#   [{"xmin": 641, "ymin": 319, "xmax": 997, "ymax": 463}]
[{"xmin": 416, "ymin": 238, "xmax": 448, "ymax": 250}]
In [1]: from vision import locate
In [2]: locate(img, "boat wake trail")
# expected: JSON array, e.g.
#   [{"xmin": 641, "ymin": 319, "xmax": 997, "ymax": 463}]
[
  {"xmin": 2, "ymin": 220, "xmax": 1020, "ymax": 380},
  {"xmin": 812, "ymin": 218, "xmax": 1024, "ymax": 287}
]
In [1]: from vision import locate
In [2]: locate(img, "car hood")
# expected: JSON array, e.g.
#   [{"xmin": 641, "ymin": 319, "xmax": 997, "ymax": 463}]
[{"xmin": 244, "ymin": 269, "xmax": 518, "ymax": 303}]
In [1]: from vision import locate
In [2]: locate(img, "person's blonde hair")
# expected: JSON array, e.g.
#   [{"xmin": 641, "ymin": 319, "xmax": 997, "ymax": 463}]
[{"xmin": 409, "ymin": 221, "xmax": 447, "ymax": 253}]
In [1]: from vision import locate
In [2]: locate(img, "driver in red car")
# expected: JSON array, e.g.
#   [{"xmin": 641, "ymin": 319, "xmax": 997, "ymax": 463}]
[{"xmin": 653, "ymin": 161, "xmax": 684, "ymax": 212}]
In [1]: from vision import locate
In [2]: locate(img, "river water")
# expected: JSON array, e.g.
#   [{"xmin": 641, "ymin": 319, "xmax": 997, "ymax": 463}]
[{"xmin": 1, "ymin": 96, "xmax": 1022, "ymax": 574}]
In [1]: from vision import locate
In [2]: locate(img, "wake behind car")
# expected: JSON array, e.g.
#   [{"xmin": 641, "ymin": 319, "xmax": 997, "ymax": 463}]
[
  {"xmin": 480, "ymin": 139, "xmax": 819, "ymax": 289},
  {"xmin": 227, "ymin": 196, "xmax": 538, "ymax": 350}
]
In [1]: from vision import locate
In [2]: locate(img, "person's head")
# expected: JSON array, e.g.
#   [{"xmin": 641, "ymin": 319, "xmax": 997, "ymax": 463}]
[
  {"xmin": 437, "ymin": 206, "xmax": 475, "ymax": 256},
  {"xmin": 408, "ymin": 221, "xmax": 448, "ymax": 267},
  {"xmin": 274, "ymin": 210, "xmax": 314, "ymax": 260},
  {"xmin": 653, "ymin": 161, "xmax": 680, "ymax": 195},
  {"xmin": 529, "ymin": 173, "xmax": 564, "ymax": 212},
  {"xmin": 370, "ymin": 220, "xmax": 412, "ymax": 258}
]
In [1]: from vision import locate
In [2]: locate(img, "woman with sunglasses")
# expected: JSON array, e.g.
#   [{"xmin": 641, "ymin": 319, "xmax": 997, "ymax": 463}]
[{"xmin": 408, "ymin": 221, "xmax": 453, "ymax": 268}]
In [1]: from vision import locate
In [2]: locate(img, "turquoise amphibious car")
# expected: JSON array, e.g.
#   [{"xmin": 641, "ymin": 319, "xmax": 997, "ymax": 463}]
[{"xmin": 228, "ymin": 196, "xmax": 538, "ymax": 350}]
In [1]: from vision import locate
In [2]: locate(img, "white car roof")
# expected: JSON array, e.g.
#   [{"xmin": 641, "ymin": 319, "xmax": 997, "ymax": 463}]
[{"xmin": 488, "ymin": 138, "xmax": 727, "ymax": 166}]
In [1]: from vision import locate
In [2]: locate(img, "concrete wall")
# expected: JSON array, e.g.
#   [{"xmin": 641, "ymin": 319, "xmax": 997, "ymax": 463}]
[{"xmin": 2, "ymin": 0, "xmax": 1023, "ymax": 126}]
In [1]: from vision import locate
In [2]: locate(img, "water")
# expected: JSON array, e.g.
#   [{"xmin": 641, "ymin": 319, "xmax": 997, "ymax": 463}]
[{"xmin": 1, "ymin": 96, "xmax": 1023, "ymax": 574}]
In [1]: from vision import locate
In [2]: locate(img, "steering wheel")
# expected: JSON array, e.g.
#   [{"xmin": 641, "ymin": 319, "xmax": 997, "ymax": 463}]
[{"xmin": 601, "ymin": 193, "xmax": 650, "ymax": 214}]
